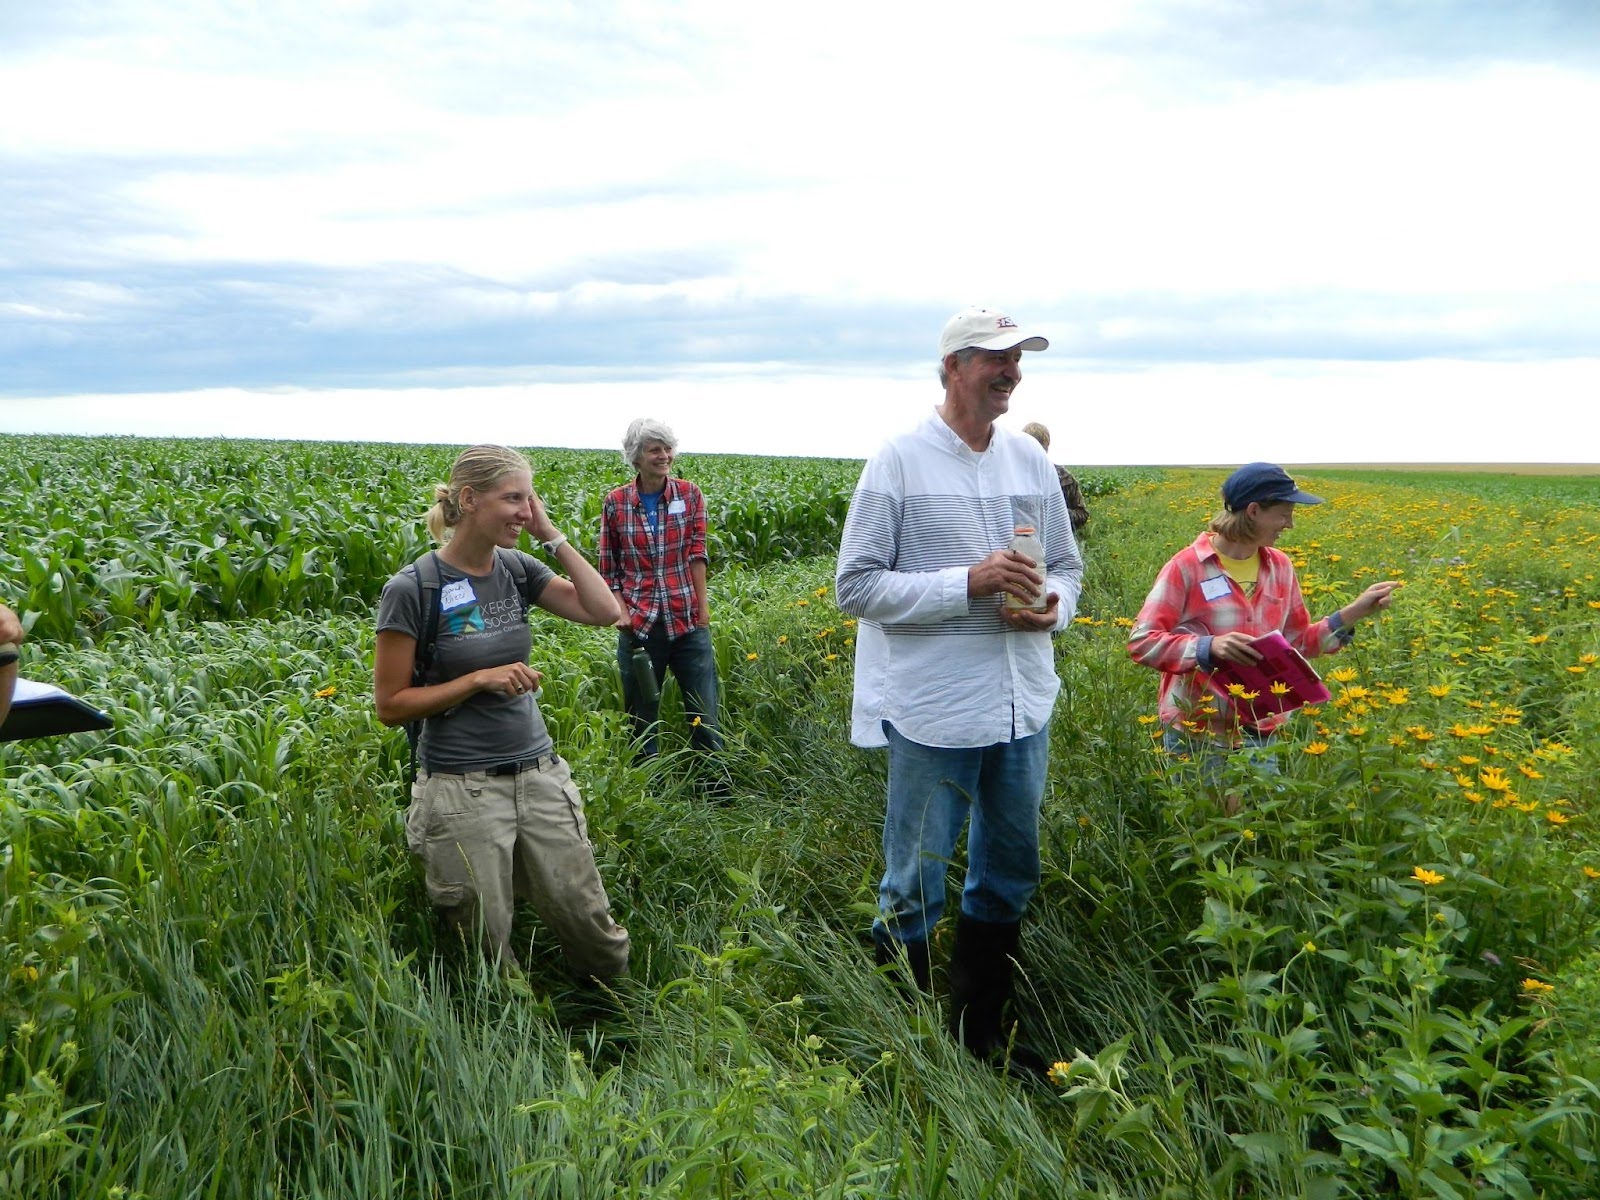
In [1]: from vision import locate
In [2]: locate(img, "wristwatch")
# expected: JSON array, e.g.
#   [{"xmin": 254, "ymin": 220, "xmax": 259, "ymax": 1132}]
[{"xmin": 541, "ymin": 532, "xmax": 569, "ymax": 556}]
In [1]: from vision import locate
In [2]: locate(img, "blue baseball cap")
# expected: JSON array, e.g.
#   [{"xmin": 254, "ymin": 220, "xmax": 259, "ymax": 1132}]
[{"xmin": 1222, "ymin": 463, "xmax": 1323, "ymax": 511}]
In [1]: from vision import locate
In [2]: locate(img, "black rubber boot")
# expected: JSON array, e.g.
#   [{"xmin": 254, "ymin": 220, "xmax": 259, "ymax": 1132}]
[
  {"xmin": 946, "ymin": 914, "xmax": 1049, "ymax": 1077},
  {"xmin": 873, "ymin": 935, "xmax": 932, "ymax": 998}
]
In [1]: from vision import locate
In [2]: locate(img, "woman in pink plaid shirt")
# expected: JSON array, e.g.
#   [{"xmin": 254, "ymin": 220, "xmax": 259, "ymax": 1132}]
[{"xmin": 1128, "ymin": 463, "xmax": 1400, "ymax": 786}]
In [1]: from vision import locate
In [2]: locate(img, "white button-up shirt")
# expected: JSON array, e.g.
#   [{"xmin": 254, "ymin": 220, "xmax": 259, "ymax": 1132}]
[{"xmin": 835, "ymin": 411, "xmax": 1083, "ymax": 749}]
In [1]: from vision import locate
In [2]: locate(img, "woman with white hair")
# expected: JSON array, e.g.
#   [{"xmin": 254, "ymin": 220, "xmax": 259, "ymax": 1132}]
[{"xmin": 598, "ymin": 418, "xmax": 726, "ymax": 793}]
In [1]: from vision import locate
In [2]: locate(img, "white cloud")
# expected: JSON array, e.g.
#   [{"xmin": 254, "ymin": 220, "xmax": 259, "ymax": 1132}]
[{"xmin": 3, "ymin": 0, "xmax": 1597, "ymax": 462}]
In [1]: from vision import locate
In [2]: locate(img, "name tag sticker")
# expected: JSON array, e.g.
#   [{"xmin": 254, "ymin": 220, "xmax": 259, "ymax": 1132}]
[
  {"xmin": 667, "ymin": 499, "xmax": 687, "ymax": 515},
  {"xmin": 439, "ymin": 579, "xmax": 476, "ymax": 611},
  {"xmin": 1200, "ymin": 575, "xmax": 1232, "ymax": 602}
]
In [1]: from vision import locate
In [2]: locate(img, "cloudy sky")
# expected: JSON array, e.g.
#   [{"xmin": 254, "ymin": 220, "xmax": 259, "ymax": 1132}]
[{"xmin": 3, "ymin": 1, "xmax": 1597, "ymax": 463}]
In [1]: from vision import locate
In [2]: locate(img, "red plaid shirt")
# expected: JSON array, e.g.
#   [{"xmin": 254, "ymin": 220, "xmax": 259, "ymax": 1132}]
[
  {"xmin": 598, "ymin": 476, "xmax": 708, "ymax": 639},
  {"xmin": 1128, "ymin": 531, "xmax": 1344, "ymax": 737}
]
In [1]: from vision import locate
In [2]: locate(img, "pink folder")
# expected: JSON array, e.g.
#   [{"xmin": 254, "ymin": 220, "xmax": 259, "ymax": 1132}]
[{"xmin": 1206, "ymin": 631, "xmax": 1331, "ymax": 724}]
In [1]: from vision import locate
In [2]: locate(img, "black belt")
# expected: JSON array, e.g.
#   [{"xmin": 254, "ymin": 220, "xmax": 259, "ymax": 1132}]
[{"xmin": 485, "ymin": 755, "xmax": 559, "ymax": 776}]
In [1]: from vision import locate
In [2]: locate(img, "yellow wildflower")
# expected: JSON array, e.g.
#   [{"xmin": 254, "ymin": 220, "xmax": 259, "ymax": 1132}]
[
  {"xmin": 1427, "ymin": 684, "xmax": 1451, "ymax": 698},
  {"xmin": 1457, "ymin": 755, "xmax": 1480, "ymax": 766},
  {"xmin": 1583, "ymin": 866, "xmax": 1600, "ymax": 880},
  {"xmin": 1479, "ymin": 767, "xmax": 1511, "ymax": 792},
  {"xmin": 1521, "ymin": 978, "xmax": 1555, "ymax": 994},
  {"xmin": 1048, "ymin": 1061, "xmax": 1073, "ymax": 1088},
  {"xmin": 1137, "ymin": 714, "xmax": 1159, "ymax": 725},
  {"xmin": 1303, "ymin": 742, "xmax": 1330, "ymax": 756},
  {"xmin": 1303, "ymin": 941, "xmax": 1317, "ymax": 954},
  {"xmin": 1546, "ymin": 811, "xmax": 1571, "ymax": 825},
  {"xmin": 796, "ymin": 599, "xmax": 809, "ymax": 607},
  {"xmin": 1411, "ymin": 867, "xmax": 1445, "ymax": 886},
  {"xmin": 824, "ymin": 653, "xmax": 838, "ymax": 662},
  {"xmin": 1527, "ymin": 634, "xmax": 1549, "ymax": 645},
  {"xmin": 1242, "ymin": 829, "xmax": 1256, "ymax": 841},
  {"xmin": 746, "ymin": 652, "xmax": 759, "ymax": 661},
  {"xmin": 1226, "ymin": 683, "xmax": 1247, "ymax": 697},
  {"xmin": 1384, "ymin": 689, "xmax": 1410, "ymax": 706},
  {"xmin": 1329, "ymin": 666, "xmax": 1359, "ymax": 683},
  {"xmin": 1519, "ymin": 763, "xmax": 1542, "ymax": 779},
  {"xmin": 314, "ymin": 686, "xmax": 338, "ymax": 699},
  {"xmin": 1270, "ymin": 680, "xmax": 1290, "ymax": 696},
  {"xmin": 777, "ymin": 635, "xmax": 788, "ymax": 645}
]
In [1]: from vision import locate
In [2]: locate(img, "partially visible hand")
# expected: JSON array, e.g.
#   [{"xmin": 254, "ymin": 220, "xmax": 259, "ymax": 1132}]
[
  {"xmin": 997, "ymin": 593, "xmax": 1060, "ymax": 632},
  {"xmin": 527, "ymin": 489, "xmax": 558, "ymax": 545},
  {"xmin": 0, "ymin": 605, "xmax": 22, "ymax": 647},
  {"xmin": 475, "ymin": 663, "xmax": 543, "ymax": 698},
  {"xmin": 968, "ymin": 549, "xmax": 1044, "ymax": 608},
  {"xmin": 1210, "ymin": 632, "xmax": 1261, "ymax": 664},
  {"xmin": 695, "ymin": 604, "xmax": 711, "ymax": 629},
  {"xmin": 1349, "ymin": 580, "xmax": 1404, "ymax": 622}
]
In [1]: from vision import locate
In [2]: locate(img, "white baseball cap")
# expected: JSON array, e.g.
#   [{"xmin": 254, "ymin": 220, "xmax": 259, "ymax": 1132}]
[{"xmin": 938, "ymin": 306, "xmax": 1049, "ymax": 360}]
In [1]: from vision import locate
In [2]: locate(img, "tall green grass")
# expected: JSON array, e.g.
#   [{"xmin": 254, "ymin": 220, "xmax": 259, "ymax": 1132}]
[{"xmin": 2, "ymin": 443, "xmax": 1597, "ymax": 1197}]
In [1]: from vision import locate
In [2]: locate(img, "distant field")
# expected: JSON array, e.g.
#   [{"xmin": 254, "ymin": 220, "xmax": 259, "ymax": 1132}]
[{"xmin": 1286, "ymin": 462, "xmax": 1600, "ymax": 476}]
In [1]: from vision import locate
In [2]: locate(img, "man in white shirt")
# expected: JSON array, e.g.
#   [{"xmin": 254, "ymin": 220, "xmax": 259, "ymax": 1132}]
[{"xmin": 836, "ymin": 306, "xmax": 1083, "ymax": 1070}]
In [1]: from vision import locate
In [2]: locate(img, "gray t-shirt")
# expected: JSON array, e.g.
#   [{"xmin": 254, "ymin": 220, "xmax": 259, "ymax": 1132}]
[{"xmin": 377, "ymin": 550, "xmax": 557, "ymax": 772}]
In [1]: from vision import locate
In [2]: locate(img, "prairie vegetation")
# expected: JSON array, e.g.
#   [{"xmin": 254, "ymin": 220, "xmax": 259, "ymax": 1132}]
[{"xmin": 2, "ymin": 436, "xmax": 1597, "ymax": 1198}]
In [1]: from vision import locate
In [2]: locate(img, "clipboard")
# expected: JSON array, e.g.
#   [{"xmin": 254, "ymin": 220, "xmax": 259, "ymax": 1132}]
[
  {"xmin": 1206, "ymin": 631, "xmax": 1331, "ymax": 724},
  {"xmin": 1, "ymin": 678, "xmax": 115, "ymax": 742}
]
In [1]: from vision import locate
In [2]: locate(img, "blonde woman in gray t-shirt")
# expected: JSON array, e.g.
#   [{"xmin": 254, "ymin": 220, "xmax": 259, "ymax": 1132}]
[{"xmin": 374, "ymin": 444, "xmax": 629, "ymax": 982}]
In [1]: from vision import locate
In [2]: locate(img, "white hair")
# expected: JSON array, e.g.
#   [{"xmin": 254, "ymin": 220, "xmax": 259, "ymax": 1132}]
[{"xmin": 622, "ymin": 417, "xmax": 678, "ymax": 470}]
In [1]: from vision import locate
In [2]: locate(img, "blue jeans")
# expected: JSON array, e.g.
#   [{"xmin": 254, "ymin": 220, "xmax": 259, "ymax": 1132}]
[
  {"xmin": 618, "ymin": 623, "xmax": 723, "ymax": 758},
  {"xmin": 872, "ymin": 721, "xmax": 1049, "ymax": 947}
]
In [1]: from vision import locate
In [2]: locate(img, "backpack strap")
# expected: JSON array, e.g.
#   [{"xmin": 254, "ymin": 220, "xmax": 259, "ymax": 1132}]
[{"xmin": 405, "ymin": 550, "xmax": 443, "ymax": 782}]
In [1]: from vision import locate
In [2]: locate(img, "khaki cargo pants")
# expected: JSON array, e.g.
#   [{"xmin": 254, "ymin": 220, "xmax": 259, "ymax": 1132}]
[{"xmin": 406, "ymin": 756, "xmax": 630, "ymax": 981}]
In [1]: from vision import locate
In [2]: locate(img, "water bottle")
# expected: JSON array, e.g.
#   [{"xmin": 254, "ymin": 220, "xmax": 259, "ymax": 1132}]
[
  {"xmin": 1005, "ymin": 525, "xmax": 1046, "ymax": 612},
  {"xmin": 627, "ymin": 638, "xmax": 660, "ymax": 705}
]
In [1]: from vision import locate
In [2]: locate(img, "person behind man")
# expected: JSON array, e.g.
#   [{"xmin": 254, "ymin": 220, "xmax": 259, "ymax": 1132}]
[
  {"xmin": 1021, "ymin": 422, "xmax": 1089, "ymax": 535},
  {"xmin": 598, "ymin": 418, "xmax": 726, "ymax": 793},
  {"xmin": 0, "ymin": 604, "xmax": 24, "ymax": 729},
  {"xmin": 836, "ymin": 306, "xmax": 1083, "ymax": 1071}
]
